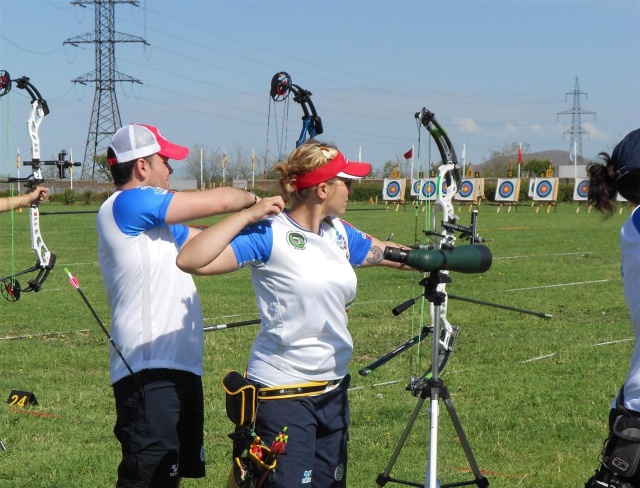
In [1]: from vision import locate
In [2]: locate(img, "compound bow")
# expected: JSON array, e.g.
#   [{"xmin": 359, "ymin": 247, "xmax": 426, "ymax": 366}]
[
  {"xmin": 360, "ymin": 108, "xmax": 550, "ymax": 393},
  {"xmin": 359, "ymin": 108, "xmax": 489, "ymax": 393},
  {"xmin": 0, "ymin": 71, "xmax": 56, "ymax": 301},
  {"xmin": 269, "ymin": 71, "xmax": 323, "ymax": 148},
  {"xmin": 410, "ymin": 108, "xmax": 465, "ymax": 391}
]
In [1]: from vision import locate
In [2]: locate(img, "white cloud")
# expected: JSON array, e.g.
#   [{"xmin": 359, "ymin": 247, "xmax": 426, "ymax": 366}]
[
  {"xmin": 581, "ymin": 122, "xmax": 609, "ymax": 142},
  {"xmin": 454, "ymin": 118, "xmax": 481, "ymax": 134},
  {"xmin": 497, "ymin": 123, "xmax": 518, "ymax": 137},
  {"xmin": 531, "ymin": 124, "xmax": 545, "ymax": 134}
]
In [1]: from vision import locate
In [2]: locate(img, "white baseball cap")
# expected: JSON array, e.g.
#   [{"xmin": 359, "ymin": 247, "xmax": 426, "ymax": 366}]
[{"xmin": 107, "ymin": 123, "xmax": 189, "ymax": 166}]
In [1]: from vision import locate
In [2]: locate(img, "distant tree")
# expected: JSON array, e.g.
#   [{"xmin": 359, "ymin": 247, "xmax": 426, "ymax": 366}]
[
  {"xmin": 185, "ymin": 145, "xmax": 208, "ymax": 188},
  {"xmin": 185, "ymin": 144, "xmax": 289, "ymax": 188},
  {"xmin": 93, "ymin": 153, "xmax": 111, "ymax": 182},
  {"xmin": 522, "ymin": 159, "xmax": 552, "ymax": 178},
  {"xmin": 372, "ymin": 157, "xmax": 412, "ymax": 179}
]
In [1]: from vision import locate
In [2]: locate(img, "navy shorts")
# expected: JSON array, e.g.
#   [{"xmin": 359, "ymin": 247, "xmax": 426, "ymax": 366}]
[
  {"xmin": 112, "ymin": 369, "xmax": 205, "ymax": 488},
  {"xmin": 253, "ymin": 375, "xmax": 351, "ymax": 488}
]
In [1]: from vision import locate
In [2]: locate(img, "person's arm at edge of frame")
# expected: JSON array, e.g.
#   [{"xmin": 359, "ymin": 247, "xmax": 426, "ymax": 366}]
[
  {"xmin": 176, "ymin": 195, "xmax": 285, "ymax": 276},
  {"xmin": 164, "ymin": 187, "xmax": 260, "ymax": 226},
  {"xmin": 0, "ymin": 186, "xmax": 48, "ymax": 212}
]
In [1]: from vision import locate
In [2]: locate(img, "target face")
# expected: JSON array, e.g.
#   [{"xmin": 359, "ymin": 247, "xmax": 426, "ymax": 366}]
[
  {"xmin": 536, "ymin": 179, "xmax": 553, "ymax": 198},
  {"xmin": 456, "ymin": 180, "xmax": 476, "ymax": 200},
  {"xmin": 382, "ymin": 178, "xmax": 405, "ymax": 201},
  {"xmin": 385, "ymin": 181, "xmax": 401, "ymax": 198},
  {"xmin": 411, "ymin": 179, "xmax": 422, "ymax": 196},
  {"xmin": 498, "ymin": 181, "xmax": 515, "ymax": 199},
  {"xmin": 576, "ymin": 179, "xmax": 589, "ymax": 199},
  {"xmin": 458, "ymin": 181, "xmax": 473, "ymax": 198},
  {"xmin": 422, "ymin": 180, "xmax": 437, "ymax": 200}
]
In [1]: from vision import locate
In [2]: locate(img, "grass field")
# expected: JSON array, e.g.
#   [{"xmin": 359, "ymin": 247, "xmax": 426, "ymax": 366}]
[{"xmin": 0, "ymin": 199, "xmax": 632, "ymax": 487}]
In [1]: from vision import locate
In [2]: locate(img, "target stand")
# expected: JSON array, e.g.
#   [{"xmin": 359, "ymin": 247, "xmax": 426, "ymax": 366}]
[
  {"xmin": 383, "ymin": 178, "xmax": 407, "ymax": 212},
  {"xmin": 531, "ymin": 177, "xmax": 558, "ymax": 213},
  {"xmin": 575, "ymin": 202, "xmax": 593, "ymax": 214},
  {"xmin": 454, "ymin": 178, "xmax": 483, "ymax": 213},
  {"xmin": 494, "ymin": 178, "xmax": 520, "ymax": 213}
]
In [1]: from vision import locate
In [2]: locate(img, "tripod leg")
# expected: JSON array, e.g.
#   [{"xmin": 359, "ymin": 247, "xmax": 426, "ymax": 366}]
[
  {"xmin": 425, "ymin": 388, "xmax": 440, "ymax": 488},
  {"xmin": 442, "ymin": 394, "xmax": 489, "ymax": 487},
  {"xmin": 377, "ymin": 393, "xmax": 429, "ymax": 487}
]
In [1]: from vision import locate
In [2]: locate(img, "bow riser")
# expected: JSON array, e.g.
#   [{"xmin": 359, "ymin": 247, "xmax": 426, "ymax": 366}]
[
  {"xmin": 27, "ymin": 102, "xmax": 45, "ymax": 163},
  {"xmin": 30, "ymin": 207, "xmax": 53, "ymax": 268}
]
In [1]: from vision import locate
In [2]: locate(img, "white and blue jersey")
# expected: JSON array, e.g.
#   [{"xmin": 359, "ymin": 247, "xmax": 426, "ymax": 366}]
[
  {"xmin": 230, "ymin": 211, "xmax": 372, "ymax": 386},
  {"xmin": 97, "ymin": 187, "xmax": 204, "ymax": 385},
  {"xmin": 619, "ymin": 205, "xmax": 640, "ymax": 411}
]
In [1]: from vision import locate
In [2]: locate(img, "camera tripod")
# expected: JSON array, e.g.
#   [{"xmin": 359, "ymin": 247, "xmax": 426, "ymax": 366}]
[{"xmin": 375, "ymin": 270, "xmax": 489, "ymax": 488}]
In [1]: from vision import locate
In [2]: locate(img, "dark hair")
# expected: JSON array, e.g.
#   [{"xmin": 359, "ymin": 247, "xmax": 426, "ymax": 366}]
[
  {"xmin": 107, "ymin": 146, "xmax": 136, "ymax": 187},
  {"xmin": 587, "ymin": 152, "xmax": 640, "ymax": 219}
]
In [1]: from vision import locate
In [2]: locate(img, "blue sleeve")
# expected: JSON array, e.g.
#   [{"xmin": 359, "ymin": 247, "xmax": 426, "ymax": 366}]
[
  {"xmin": 113, "ymin": 187, "xmax": 189, "ymax": 246},
  {"xmin": 633, "ymin": 207, "xmax": 640, "ymax": 234},
  {"xmin": 170, "ymin": 224, "xmax": 190, "ymax": 247},
  {"xmin": 229, "ymin": 220, "xmax": 274, "ymax": 268},
  {"xmin": 341, "ymin": 219, "xmax": 373, "ymax": 266}
]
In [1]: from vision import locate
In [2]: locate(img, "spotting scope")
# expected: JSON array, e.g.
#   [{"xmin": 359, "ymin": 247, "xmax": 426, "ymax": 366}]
[{"xmin": 383, "ymin": 244, "xmax": 492, "ymax": 274}]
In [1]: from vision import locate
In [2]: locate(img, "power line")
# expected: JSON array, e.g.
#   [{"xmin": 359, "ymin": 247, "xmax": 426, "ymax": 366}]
[{"xmin": 64, "ymin": 0, "xmax": 147, "ymax": 180}]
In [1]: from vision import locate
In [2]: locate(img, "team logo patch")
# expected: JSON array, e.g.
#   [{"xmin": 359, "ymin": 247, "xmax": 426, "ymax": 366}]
[
  {"xmin": 302, "ymin": 469, "xmax": 312, "ymax": 484},
  {"xmin": 287, "ymin": 231, "xmax": 307, "ymax": 250},
  {"xmin": 334, "ymin": 463, "xmax": 345, "ymax": 481}
]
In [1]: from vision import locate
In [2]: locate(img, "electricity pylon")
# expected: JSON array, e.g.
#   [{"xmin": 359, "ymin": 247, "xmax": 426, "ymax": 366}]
[{"xmin": 64, "ymin": 0, "xmax": 147, "ymax": 180}]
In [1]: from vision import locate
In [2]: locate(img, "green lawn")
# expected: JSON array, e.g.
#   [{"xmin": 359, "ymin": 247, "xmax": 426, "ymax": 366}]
[{"xmin": 0, "ymin": 200, "xmax": 631, "ymax": 487}]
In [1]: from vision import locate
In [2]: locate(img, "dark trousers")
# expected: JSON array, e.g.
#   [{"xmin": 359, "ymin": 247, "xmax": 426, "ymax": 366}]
[
  {"xmin": 254, "ymin": 375, "xmax": 351, "ymax": 488},
  {"xmin": 112, "ymin": 369, "xmax": 205, "ymax": 488}
]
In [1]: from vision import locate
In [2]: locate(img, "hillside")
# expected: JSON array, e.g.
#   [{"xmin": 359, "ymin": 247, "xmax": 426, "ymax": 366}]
[{"xmin": 474, "ymin": 149, "xmax": 596, "ymax": 178}]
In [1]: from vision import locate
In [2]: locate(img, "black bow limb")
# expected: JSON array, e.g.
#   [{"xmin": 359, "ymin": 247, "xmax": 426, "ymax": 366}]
[{"xmin": 270, "ymin": 71, "xmax": 323, "ymax": 147}]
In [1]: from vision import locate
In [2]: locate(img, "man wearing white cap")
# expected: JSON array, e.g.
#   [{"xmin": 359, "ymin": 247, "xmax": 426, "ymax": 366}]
[{"xmin": 97, "ymin": 123, "xmax": 258, "ymax": 487}]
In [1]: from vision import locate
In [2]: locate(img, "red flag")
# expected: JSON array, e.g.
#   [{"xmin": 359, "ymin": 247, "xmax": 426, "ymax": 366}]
[
  {"xmin": 517, "ymin": 145, "xmax": 523, "ymax": 164},
  {"xmin": 403, "ymin": 148, "xmax": 413, "ymax": 160}
]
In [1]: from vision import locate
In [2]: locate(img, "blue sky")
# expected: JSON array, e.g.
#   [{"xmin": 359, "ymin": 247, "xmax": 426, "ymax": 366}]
[{"xmin": 1, "ymin": 0, "xmax": 638, "ymax": 178}]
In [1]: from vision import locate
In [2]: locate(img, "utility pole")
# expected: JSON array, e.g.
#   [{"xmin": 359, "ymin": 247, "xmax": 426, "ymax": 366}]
[
  {"xmin": 64, "ymin": 0, "xmax": 147, "ymax": 180},
  {"xmin": 557, "ymin": 77, "xmax": 596, "ymax": 163}
]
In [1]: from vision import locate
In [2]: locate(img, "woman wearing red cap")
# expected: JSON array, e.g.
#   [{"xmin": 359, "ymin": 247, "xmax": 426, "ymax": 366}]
[
  {"xmin": 177, "ymin": 140, "xmax": 408, "ymax": 487},
  {"xmin": 585, "ymin": 128, "xmax": 640, "ymax": 487}
]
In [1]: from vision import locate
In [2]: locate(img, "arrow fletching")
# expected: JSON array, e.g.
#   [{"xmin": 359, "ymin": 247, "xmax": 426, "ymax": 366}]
[{"xmin": 64, "ymin": 267, "xmax": 79, "ymax": 289}]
